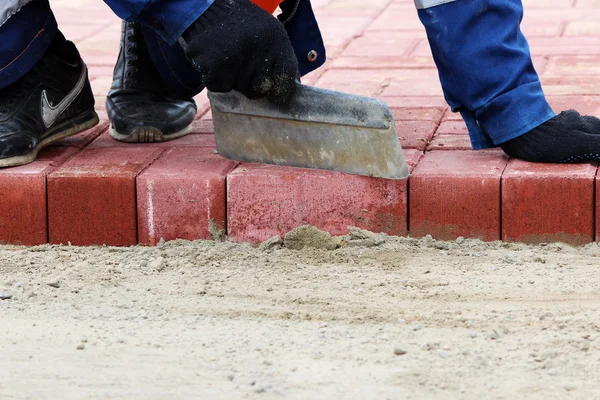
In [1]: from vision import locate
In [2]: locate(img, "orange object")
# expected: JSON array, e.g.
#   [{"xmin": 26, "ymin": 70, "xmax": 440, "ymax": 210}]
[{"xmin": 251, "ymin": 0, "xmax": 282, "ymax": 14}]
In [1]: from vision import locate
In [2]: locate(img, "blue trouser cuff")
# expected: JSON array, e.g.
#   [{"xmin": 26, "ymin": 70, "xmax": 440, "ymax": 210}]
[
  {"xmin": 417, "ymin": 0, "xmax": 554, "ymax": 149},
  {"xmin": 476, "ymin": 81, "xmax": 556, "ymax": 148},
  {"xmin": 0, "ymin": 0, "xmax": 56, "ymax": 89},
  {"xmin": 458, "ymin": 110, "xmax": 493, "ymax": 150},
  {"xmin": 103, "ymin": 0, "xmax": 214, "ymax": 45}
]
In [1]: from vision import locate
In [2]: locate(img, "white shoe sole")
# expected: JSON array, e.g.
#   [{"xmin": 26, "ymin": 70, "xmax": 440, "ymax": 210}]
[{"xmin": 109, "ymin": 123, "xmax": 193, "ymax": 143}]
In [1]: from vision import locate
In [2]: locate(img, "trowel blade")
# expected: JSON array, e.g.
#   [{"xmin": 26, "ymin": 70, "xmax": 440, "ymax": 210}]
[{"xmin": 208, "ymin": 83, "xmax": 410, "ymax": 179}]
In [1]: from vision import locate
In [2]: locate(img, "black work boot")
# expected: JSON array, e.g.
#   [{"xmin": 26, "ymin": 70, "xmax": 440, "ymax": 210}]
[
  {"xmin": 106, "ymin": 22, "xmax": 197, "ymax": 143},
  {"xmin": 0, "ymin": 32, "xmax": 98, "ymax": 167}
]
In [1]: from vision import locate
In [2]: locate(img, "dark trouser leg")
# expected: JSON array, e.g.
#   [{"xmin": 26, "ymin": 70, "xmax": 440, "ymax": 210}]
[{"xmin": 0, "ymin": 0, "xmax": 58, "ymax": 89}]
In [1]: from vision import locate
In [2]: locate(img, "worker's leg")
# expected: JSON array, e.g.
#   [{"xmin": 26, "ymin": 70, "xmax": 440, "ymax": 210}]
[
  {"xmin": 105, "ymin": 22, "xmax": 200, "ymax": 143},
  {"xmin": 102, "ymin": 0, "xmax": 213, "ymax": 143},
  {"xmin": 0, "ymin": 0, "xmax": 97, "ymax": 167},
  {"xmin": 0, "ymin": 0, "xmax": 57, "ymax": 89},
  {"xmin": 100, "ymin": 0, "xmax": 212, "ymax": 143},
  {"xmin": 416, "ymin": 0, "xmax": 600, "ymax": 163}
]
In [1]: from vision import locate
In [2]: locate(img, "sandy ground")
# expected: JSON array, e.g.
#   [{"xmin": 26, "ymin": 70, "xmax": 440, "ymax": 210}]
[{"xmin": 1, "ymin": 226, "xmax": 600, "ymax": 399}]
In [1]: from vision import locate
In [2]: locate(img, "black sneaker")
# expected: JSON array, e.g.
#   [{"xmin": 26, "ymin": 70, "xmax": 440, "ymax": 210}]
[
  {"xmin": 0, "ymin": 32, "xmax": 98, "ymax": 167},
  {"xmin": 106, "ymin": 22, "xmax": 197, "ymax": 143}
]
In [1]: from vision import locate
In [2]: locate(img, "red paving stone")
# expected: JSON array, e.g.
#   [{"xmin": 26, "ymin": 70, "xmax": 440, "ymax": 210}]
[
  {"xmin": 1, "ymin": 0, "xmax": 600, "ymax": 245},
  {"xmin": 341, "ymin": 32, "xmax": 420, "ymax": 58},
  {"xmin": 391, "ymin": 107, "xmax": 445, "ymax": 122},
  {"xmin": 332, "ymin": 55, "xmax": 435, "ymax": 70},
  {"xmin": 436, "ymin": 120, "xmax": 469, "ymax": 135},
  {"xmin": 397, "ymin": 121, "xmax": 437, "ymax": 151},
  {"xmin": 137, "ymin": 150, "xmax": 237, "ymax": 245},
  {"xmin": 382, "ymin": 96, "xmax": 448, "ymax": 109},
  {"xmin": 313, "ymin": 11, "xmax": 379, "ymax": 58},
  {"xmin": 50, "ymin": 121, "xmax": 109, "ymax": 148},
  {"xmin": 381, "ymin": 69, "xmax": 444, "ymax": 97},
  {"xmin": 410, "ymin": 150, "xmax": 508, "ymax": 241},
  {"xmin": 526, "ymin": 37, "xmax": 600, "ymax": 56},
  {"xmin": 546, "ymin": 96, "xmax": 600, "ymax": 115},
  {"xmin": 541, "ymin": 76, "xmax": 600, "ymax": 96},
  {"xmin": 564, "ymin": 21, "xmax": 600, "ymax": 36},
  {"xmin": 315, "ymin": 69, "xmax": 398, "ymax": 97},
  {"xmin": 366, "ymin": 4, "xmax": 428, "ymax": 32},
  {"xmin": 520, "ymin": 18, "xmax": 564, "ymax": 37},
  {"xmin": 48, "ymin": 147, "xmax": 163, "ymax": 246},
  {"xmin": 502, "ymin": 161, "xmax": 597, "ymax": 245},
  {"xmin": 545, "ymin": 56, "xmax": 600, "ymax": 76},
  {"xmin": 191, "ymin": 120, "xmax": 216, "ymax": 134},
  {"xmin": 0, "ymin": 148, "xmax": 78, "ymax": 245},
  {"xmin": 227, "ymin": 150, "xmax": 423, "ymax": 243},
  {"xmin": 427, "ymin": 135, "xmax": 472, "ymax": 151},
  {"xmin": 441, "ymin": 109, "xmax": 467, "ymax": 122}
]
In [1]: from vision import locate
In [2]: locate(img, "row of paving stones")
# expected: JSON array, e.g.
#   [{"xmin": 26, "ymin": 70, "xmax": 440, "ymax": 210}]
[
  {"xmin": 5, "ymin": 0, "xmax": 596, "ymax": 247},
  {"xmin": 1, "ymin": 120, "xmax": 599, "ymax": 247}
]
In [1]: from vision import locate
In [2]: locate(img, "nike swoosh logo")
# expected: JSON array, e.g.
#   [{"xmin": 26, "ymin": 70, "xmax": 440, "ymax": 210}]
[{"xmin": 41, "ymin": 63, "xmax": 88, "ymax": 128}]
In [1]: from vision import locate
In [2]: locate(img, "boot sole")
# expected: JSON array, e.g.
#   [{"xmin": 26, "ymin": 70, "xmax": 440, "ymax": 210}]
[
  {"xmin": 109, "ymin": 123, "xmax": 193, "ymax": 143},
  {"xmin": 0, "ymin": 110, "xmax": 100, "ymax": 168}
]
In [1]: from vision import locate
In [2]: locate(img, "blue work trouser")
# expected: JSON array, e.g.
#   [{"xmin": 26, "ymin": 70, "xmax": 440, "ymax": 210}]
[{"xmin": 415, "ymin": 0, "xmax": 555, "ymax": 149}]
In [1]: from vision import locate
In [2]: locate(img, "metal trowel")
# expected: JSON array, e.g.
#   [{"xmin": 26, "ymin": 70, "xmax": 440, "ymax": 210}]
[{"xmin": 208, "ymin": 82, "xmax": 409, "ymax": 179}]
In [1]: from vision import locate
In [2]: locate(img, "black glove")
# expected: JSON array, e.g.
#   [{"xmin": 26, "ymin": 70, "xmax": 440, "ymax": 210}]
[
  {"xmin": 180, "ymin": 0, "xmax": 299, "ymax": 105},
  {"xmin": 501, "ymin": 110, "xmax": 600, "ymax": 163}
]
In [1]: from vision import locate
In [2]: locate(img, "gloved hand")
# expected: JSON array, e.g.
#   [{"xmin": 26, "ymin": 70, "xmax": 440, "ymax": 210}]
[
  {"xmin": 180, "ymin": 0, "xmax": 299, "ymax": 105},
  {"xmin": 501, "ymin": 110, "xmax": 600, "ymax": 163}
]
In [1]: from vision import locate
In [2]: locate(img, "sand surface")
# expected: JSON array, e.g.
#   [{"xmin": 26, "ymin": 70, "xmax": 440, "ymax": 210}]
[{"xmin": 1, "ymin": 227, "xmax": 599, "ymax": 399}]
